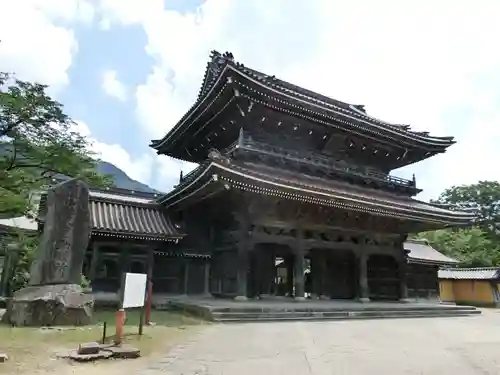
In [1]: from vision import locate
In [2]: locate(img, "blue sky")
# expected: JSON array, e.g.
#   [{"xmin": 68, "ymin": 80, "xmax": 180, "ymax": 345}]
[{"xmin": 1, "ymin": 0, "xmax": 500, "ymax": 200}]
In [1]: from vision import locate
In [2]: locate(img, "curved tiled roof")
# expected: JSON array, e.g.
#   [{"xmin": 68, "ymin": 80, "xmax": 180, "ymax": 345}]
[
  {"xmin": 38, "ymin": 189, "xmax": 183, "ymax": 241},
  {"xmin": 157, "ymin": 157, "xmax": 475, "ymax": 227},
  {"xmin": 404, "ymin": 239, "xmax": 458, "ymax": 265},
  {"xmin": 151, "ymin": 50, "xmax": 456, "ymax": 154},
  {"xmin": 89, "ymin": 198, "xmax": 182, "ymax": 241}
]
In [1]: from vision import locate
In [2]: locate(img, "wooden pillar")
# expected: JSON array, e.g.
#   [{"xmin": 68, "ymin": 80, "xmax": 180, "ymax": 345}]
[
  {"xmin": 399, "ymin": 258, "xmax": 410, "ymax": 302},
  {"xmin": 234, "ymin": 209, "xmax": 253, "ymax": 301},
  {"xmin": 286, "ymin": 254, "xmax": 294, "ymax": 297},
  {"xmin": 310, "ymin": 250, "xmax": 321, "ymax": 299},
  {"xmin": 203, "ymin": 260, "xmax": 211, "ymax": 296},
  {"xmin": 319, "ymin": 252, "xmax": 330, "ymax": 300},
  {"xmin": 269, "ymin": 251, "xmax": 275, "ymax": 296},
  {"xmin": 235, "ymin": 237, "xmax": 250, "ymax": 301},
  {"xmin": 294, "ymin": 229, "xmax": 305, "ymax": 301},
  {"xmin": 183, "ymin": 258, "xmax": 190, "ymax": 295},
  {"xmin": 358, "ymin": 252, "xmax": 370, "ymax": 303},
  {"xmin": 260, "ymin": 249, "xmax": 274, "ymax": 298},
  {"xmin": 249, "ymin": 247, "xmax": 259, "ymax": 298},
  {"xmin": 120, "ymin": 246, "xmax": 131, "ymax": 274},
  {"xmin": 89, "ymin": 242, "xmax": 100, "ymax": 285},
  {"xmin": 118, "ymin": 247, "xmax": 131, "ymax": 294},
  {"xmin": 204, "ymin": 224, "xmax": 214, "ymax": 297},
  {"xmin": 146, "ymin": 248, "xmax": 154, "ymax": 280}
]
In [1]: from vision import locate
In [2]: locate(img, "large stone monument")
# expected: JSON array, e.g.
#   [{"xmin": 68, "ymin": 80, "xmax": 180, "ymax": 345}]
[{"xmin": 7, "ymin": 178, "xmax": 94, "ymax": 326}]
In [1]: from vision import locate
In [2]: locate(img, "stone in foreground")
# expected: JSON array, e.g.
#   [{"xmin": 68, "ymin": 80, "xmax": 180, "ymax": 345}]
[
  {"xmin": 7, "ymin": 284, "xmax": 93, "ymax": 326},
  {"xmin": 29, "ymin": 178, "xmax": 91, "ymax": 286},
  {"xmin": 102, "ymin": 345, "xmax": 141, "ymax": 359},
  {"xmin": 77, "ymin": 342, "xmax": 100, "ymax": 355},
  {"xmin": 69, "ymin": 350, "xmax": 113, "ymax": 362},
  {"xmin": 6, "ymin": 179, "xmax": 94, "ymax": 326}
]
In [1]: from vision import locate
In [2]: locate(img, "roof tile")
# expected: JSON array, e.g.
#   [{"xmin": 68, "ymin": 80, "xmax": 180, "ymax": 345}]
[
  {"xmin": 405, "ymin": 239, "xmax": 458, "ymax": 265},
  {"xmin": 89, "ymin": 199, "xmax": 182, "ymax": 240},
  {"xmin": 438, "ymin": 268, "xmax": 500, "ymax": 280}
]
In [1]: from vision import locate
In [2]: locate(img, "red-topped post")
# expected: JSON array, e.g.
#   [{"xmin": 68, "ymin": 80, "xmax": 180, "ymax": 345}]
[{"xmin": 145, "ymin": 280, "xmax": 153, "ymax": 325}]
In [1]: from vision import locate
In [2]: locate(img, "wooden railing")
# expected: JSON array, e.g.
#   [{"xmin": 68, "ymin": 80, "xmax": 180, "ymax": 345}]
[{"xmin": 232, "ymin": 136, "xmax": 416, "ymax": 188}]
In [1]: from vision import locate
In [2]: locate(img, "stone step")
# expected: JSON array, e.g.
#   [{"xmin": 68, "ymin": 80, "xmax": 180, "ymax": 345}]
[
  {"xmin": 209, "ymin": 305, "xmax": 478, "ymax": 314},
  {"xmin": 212, "ymin": 309, "xmax": 481, "ymax": 323}
]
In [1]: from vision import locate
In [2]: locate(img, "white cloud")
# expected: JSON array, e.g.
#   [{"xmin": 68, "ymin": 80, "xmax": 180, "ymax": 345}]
[
  {"xmin": 73, "ymin": 121, "xmax": 156, "ymax": 184},
  {"xmin": 0, "ymin": 0, "xmax": 163, "ymax": 192},
  {"xmin": 101, "ymin": 69, "xmax": 128, "ymax": 101},
  {"xmin": 31, "ymin": 0, "xmax": 95, "ymax": 24},
  {"xmin": 0, "ymin": 0, "xmax": 94, "ymax": 90},
  {"xmin": 73, "ymin": 121, "xmax": 192, "ymax": 192},
  {"xmin": 95, "ymin": 0, "xmax": 500, "ymax": 199}
]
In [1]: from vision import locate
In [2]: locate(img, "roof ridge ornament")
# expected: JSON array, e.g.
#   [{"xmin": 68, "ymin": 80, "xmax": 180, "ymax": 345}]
[{"xmin": 208, "ymin": 148, "xmax": 231, "ymax": 165}]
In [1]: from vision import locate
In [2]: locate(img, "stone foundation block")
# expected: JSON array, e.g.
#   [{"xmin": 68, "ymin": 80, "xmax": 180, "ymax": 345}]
[{"xmin": 7, "ymin": 284, "xmax": 94, "ymax": 326}]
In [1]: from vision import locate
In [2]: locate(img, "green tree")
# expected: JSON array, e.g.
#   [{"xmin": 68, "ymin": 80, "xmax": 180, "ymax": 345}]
[
  {"xmin": 0, "ymin": 72, "xmax": 112, "ymax": 218},
  {"xmin": 7, "ymin": 231, "xmax": 39, "ymax": 294},
  {"xmin": 416, "ymin": 227, "xmax": 500, "ymax": 267},
  {"xmin": 6, "ymin": 231, "xmax": 91, "ymax": 294},
  {"xmin": 434, "ymin": 181, "xmax": 500, "ymax": 237}
]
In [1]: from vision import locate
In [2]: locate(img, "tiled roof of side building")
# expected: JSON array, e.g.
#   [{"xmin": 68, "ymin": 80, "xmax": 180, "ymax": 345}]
[
  {"xmin": 0, "ymin": 216, "xmax": 38, "ymax": 232},
  {"xmin": 89, "ymin": 199, "xmax": 182, "ymax": 241},
  {"xmin": 90, "ymin": 190, "xmax": 156, "ymax": 204},
  {"xmin": 38, "ymin": 188, "xmax": 183, "ymax": 241},
  {"xmin": 439, "ymin": 267, "xmax": 500, "ymax": 280},
  {"xmin": 404, "ymin": 239, "xmax": 458, "ymax": 265}
]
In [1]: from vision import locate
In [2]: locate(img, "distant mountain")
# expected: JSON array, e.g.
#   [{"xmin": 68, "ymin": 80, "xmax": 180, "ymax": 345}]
[
  {"xmin": 0, "ymin": 143, "xmax": 159, "ymax": 194},
  {"xmin": 96, "ymin": 161, "xmax": 159, "ymax": 194}
]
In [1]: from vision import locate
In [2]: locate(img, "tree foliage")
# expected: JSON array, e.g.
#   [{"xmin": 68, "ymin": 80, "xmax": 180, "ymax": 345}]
[
  {"xmin": 416, "ymin": 227, "xmax": 500, "ymax": 267},
  {"xmin": 6, "ymin": 231, "xmax": 90, "ymax": 295},
  {"xmin": 434, "ymin": 181, "xmax": 500, "ymax": 237},
  {"xmin": 0, "ymin": 72, "xmax": 112, "ymax": 218},
  {"xmin": 8, "ymin": 231, "xmax": 39, "ymax": 294},
  {"xmin": 419, "ymin": 180, "xmax": 500, "ymax": 267}
]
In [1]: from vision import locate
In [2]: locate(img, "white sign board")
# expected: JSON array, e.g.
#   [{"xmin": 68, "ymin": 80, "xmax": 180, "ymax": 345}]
[{"xmin": 122, "ymin": 272, "xmax": 147, "ymax": 308}]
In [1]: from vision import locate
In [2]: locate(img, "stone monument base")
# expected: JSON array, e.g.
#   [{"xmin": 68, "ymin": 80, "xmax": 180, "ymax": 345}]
[{"xmin": 6, "ymin": 284, "xmax": 94, "ymax": 326}]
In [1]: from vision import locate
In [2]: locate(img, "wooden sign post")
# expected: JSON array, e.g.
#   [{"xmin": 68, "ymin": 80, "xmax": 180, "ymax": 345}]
[{"xmin": 115, "ymin": 272, "xmax": 148, "ymax": 344}]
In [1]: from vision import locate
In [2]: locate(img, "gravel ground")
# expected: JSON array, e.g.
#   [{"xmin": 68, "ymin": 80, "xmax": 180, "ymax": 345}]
[{"xmin": 141, "ymin": 309, "xmax": 500, "ymax": 375}]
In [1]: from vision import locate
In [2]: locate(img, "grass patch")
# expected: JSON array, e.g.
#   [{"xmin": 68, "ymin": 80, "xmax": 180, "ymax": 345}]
[
  {"xmin": 0, "ymin": 308, "xmax": 207, "ymax": 375},
  {"xmin": 92, "ymin": 308, "xmax": 205, "ymax": 328}
]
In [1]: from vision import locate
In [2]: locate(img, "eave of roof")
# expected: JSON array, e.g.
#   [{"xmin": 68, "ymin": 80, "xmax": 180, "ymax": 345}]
[
  {"xmin": 439, "ymin": 267, "xmax": 500, "ymax": 280},
  {"xmin": 0, "ymin": 216, "xmax": 38, "ymax": 232},
  {"xmin": 157, "ymin": 157, "xmax": 475, "ymax": 227},
  {"xmin": 89, "ymin": 199, "xmax": 183, "ymax": 242},
  {"xmin": 405, "ymin": 239, "xmax": 458, "ymax": 265},
  {"xmin": 230, "ymin": 72, "xmax": 453, "ymax": 147},
  {"xmin": 151, "ymin": 51, "xmax": 456, "ymax": 154}
]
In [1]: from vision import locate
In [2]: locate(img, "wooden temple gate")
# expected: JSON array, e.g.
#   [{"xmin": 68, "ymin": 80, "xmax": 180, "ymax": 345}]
[
  {"xmin": 30, "ymin": 50, "xmax": 475, "ymax": 306},
  {"xmin": 208, "ymin": 226, "xmax": 408, "ymax": 302}
]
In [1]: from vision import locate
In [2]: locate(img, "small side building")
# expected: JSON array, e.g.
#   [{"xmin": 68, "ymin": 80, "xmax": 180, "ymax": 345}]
[
  {"xmin": 405, "ymin": 238, "xmax": 459, "ymax": 301},
  {"xmin": 438, "ymin": 268, "xmax": 500, "ymax": 307}
]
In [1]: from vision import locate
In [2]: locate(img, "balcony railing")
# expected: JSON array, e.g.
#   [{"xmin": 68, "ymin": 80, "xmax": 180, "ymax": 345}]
[{"xmin": 229, "ymin": 136, "xmax": 416, "ymax": 189}]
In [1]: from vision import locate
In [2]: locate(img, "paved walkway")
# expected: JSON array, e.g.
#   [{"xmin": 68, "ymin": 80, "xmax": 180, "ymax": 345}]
[{"xmin": 143, "ymin": 310, "xmax": 500, "ymax": 374}]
